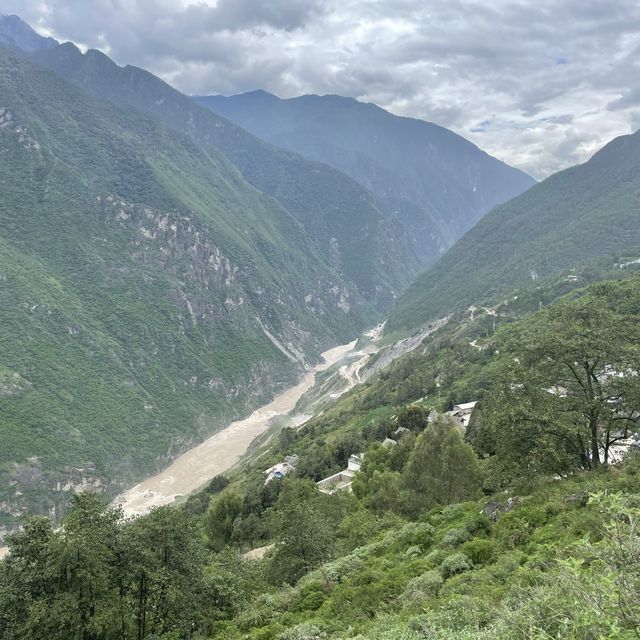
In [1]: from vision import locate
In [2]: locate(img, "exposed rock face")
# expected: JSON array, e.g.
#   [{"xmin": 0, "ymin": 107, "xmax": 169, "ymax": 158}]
[{"xmin": 481, "ymin": 497, "xmax": 520, "ymax": 521}]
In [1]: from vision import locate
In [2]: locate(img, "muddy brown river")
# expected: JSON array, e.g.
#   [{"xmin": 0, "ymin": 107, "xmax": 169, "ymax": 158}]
[{"xmin": 115, "ymin": 339, "xmax": 358, "ymax": 516}]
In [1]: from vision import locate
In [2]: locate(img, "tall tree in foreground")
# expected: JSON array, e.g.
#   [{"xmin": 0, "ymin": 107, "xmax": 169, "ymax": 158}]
[
  {"xmin": 477, "ymin": 278, "xmax": 640, "ymax": 482},
  {"xmin": 269, "ymin": 480, "xmax": 335, "ymax": 584},
  {"xmin": 403, "ymin": 414, "xmax": 482, "ymax": 516}
]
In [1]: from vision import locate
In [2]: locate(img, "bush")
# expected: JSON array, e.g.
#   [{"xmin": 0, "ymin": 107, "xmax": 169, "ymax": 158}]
[
  {"xmin": 292, "ymin": 581, "xmax": 327, "ymax": 612},
  {"xmin": 396, "ymin": 521, "xmax": 436, "ymax": 547},
  {"xmin": 461, "ymin": 539, "xmax": 497, "ymax": 566},
  {"xmin": 440, "ymin": 552, "xmax": 474, "ymax": 578},
  {"xmin": 277, "ymin": 623, "xmax": 327, "ymax": 640},
  {"xmin": 441, "ymin": 503, "xmax": 468, "ymax": 521},
  {"xmin": 402, "ymin": 570, "xmax": 444, "ymax": 602},
  {"xmin": 494, "ymin": 506, "xmax": 547, "ymax": 548},
  {"xmin": 323, "ymin": 554, "xmax": 365, "ymax": 583},
  {"xmin": 464, "ymin": 513, "xmax": 492, "ymax": 536},
  {"xmin": 442, "ymin": 527, "xmax": 471, "ymax": 547},
  {"xmin": 235, "ymin": 591, "xmax": 293, "ymax": 630}
]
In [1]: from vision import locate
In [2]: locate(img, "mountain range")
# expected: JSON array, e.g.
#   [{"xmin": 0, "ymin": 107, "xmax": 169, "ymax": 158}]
[
  {"xmin": 29, "ymin": 43, "xmax": 418, "ymax": 309},
  {"xmin": 195, "ymin": 90, "xmax": 535, "ymax": 265},
  {"xmin": 2, "ymin": 13, "xmax": 638, "ymax": 537},
  {"xmin": 0, "ymin": 43, "xmax": 373, "ymax": 527}
]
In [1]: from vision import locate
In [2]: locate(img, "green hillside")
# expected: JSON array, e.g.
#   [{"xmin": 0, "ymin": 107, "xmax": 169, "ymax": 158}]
[
  {"xmin": 31, "ymin": 44, "xmax": 419, "ymax": 308},
  {"xmin": 0, "ymin": 47, "xmax": 370, "ymax": 528},
  {"xmin": 388, "ymin": 128, "xmax": 640, "ymax": 334}
]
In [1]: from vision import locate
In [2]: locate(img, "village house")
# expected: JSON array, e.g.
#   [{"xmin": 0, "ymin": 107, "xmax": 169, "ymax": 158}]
[
  {"xmin": 316, "ymin": 453, "xmax": 364, "ymax": 495},
  {"xmin": 446, "ymin": 401, "xmax": 478, "ymax": 430},
  {"xmin": 264, "ymin": 454, "xmax": 299, "ymax": 484}
]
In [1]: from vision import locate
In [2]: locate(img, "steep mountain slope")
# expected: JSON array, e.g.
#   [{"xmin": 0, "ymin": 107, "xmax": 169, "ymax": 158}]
[
  {"xmin": 195, "ymin": 90, "xmax": 535, "ymax": 265},
  {"xmin": 0, "ymin": 47, "xmax": 369, "ymax": 530},
  {"xmin": 26, "ymin": 39, "xmax": 419, "ymax": 308},
  {"xmin": 387, "ymin": 128, "xmax": 640, "ymax": 333},
  {"xmin": 0, "ymin": 14, "xmax": 58, "ymax": 52}
]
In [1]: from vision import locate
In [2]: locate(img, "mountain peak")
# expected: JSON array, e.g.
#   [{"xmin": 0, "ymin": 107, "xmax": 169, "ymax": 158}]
[{"xmin": 0, "ymin": 14, "xmax": 58, "ymax": 53}]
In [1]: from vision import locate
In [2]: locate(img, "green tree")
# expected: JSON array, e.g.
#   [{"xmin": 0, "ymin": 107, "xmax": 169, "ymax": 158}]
[
  {"xmin": 231, "ymin": 513, "xmax": 267, "ymax": 549},
  {"xmin": 403, "ymin": 414, "xmax": 482, "ymax": 516},
  {"xmin": 351, "ymin": 443, "xmax": 391, "ymax": 500},
  {"xmin": 206, "ymin": 492, "xmax": 243, "ymax": 551},
  {"xmin": 477, "ymin": 279, "xmax": 640, "ymax": 480},
  {"xmin": 32, "ymin": 494, "xmax": 122, "ymax": 640},
  {"xmin": 126, "ymin": 506, "xmax": 207, "ymax": 639},
  {"xmin": 0, "ymin": 517, "xmax": 54, "ymax": 638},
  {"xmin": 364, "ymin": 470, "xmax": 403, "ymax": 514},
  {"xmin": 396, "ymin": 405, "xmax": 431, "ymax": 433},
  {"xmin": 270, "ymin": 480, "xmax": 335, "ymax": 583}
]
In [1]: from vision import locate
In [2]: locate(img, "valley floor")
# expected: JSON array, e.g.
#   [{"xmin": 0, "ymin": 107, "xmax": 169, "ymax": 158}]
[{"xmin": 115, "ymin": 340, "xmax": 359, "ymax": 516}]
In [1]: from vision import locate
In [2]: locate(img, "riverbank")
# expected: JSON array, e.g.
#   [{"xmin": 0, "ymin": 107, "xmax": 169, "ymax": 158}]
[{"xmin": 114, "ymin": 340, "xmax": 358, "ymax": 517}]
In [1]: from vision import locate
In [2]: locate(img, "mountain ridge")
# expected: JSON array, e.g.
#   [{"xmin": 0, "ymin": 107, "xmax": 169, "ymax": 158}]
[
  {"xmin": 387, "ymin": 126, "xmax": 640, "ymax": 333},
  {"xmin": 0, "ymin": 14, "xmax": 58, "ymax": 52},
  {"xmin": 0, "ymin": 45, "xmax": 371, "ymax": 533},
  {"xmin": 28, "ymin": 40, "xmax": 420, "ymax": 309},
  {"xmin": 195, "ymin": 89, "xmax": 536, "ymax": 266}
]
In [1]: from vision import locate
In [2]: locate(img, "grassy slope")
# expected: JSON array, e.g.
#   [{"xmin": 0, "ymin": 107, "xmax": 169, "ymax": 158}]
[
  {"xmin": 0, "ymin": 47, "xmax": 368, "ymax": 520},
  {"xmin": 200, "ymin": 267, "xmax": 640, "ymax": 639},
  {"xmin": 388, "ymin": 129, "xmax": 640, "ymax": 334},
  {"xmin": 224, "ymin": 459, "xmax": 640, "ymax": 640}
]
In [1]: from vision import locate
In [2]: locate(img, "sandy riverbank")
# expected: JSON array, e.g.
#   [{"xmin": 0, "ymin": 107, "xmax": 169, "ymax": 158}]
[{"xmin": 115, "ymin": 340, "xmax": 358, "ymax": 517}]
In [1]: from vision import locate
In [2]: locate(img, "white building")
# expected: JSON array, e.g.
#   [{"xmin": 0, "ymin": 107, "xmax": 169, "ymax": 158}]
[
  {"xmin": 264, "ymin": 455, "xmax": 299, "ymax": 484},
  {"xmin": 317, "ymin": 454, "xmax": 363, "ymax": 495},
  {"xmin": 446, "ymin": 401, "xmax": 478, "ymax": 430}
]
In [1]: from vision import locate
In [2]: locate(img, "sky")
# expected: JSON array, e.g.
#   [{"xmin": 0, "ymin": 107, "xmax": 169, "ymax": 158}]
[{"xmin": 2, "ymin": 0, "xmax": 640, "ymax": 179}]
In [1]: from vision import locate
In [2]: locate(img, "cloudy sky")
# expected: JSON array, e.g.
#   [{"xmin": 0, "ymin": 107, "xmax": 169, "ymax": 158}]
[{"xmin": 3, "ymin": 0, "xmax": 640, "ymax": 179}]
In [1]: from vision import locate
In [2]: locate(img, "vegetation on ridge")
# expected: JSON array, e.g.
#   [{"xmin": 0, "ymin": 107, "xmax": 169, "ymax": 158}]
[{"xmin": 388, "ymin": 128, "xmax": 640, "ymax": 334}]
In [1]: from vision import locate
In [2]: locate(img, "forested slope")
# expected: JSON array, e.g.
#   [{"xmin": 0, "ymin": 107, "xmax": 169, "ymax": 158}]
[
  {"xmin": 0, "ymin": 47, "xmax": 368, "ymax": 530},
  {"xmin": 388, "ymin": 129, "xmax": 640, "ymax": 333}
]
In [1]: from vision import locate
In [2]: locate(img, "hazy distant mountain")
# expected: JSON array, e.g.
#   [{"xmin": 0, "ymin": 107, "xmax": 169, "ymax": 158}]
[
  {"xmin": 30, "ymin": 42, "xmax": 420, "ymax": 309},
  {"xmin": 0, "ymin": 14, "xmax": 58, "ymax": 52},
  {"xmin": 0, "ymin": 46, "xmax": 371, "ymax": 527},
  {"xmin": 388, "ymin": 128, "xmax": 640, "ymax": 333},
  {"xmin": 195, "ymin": 91, "xmax": 536, "ymax": 265}
]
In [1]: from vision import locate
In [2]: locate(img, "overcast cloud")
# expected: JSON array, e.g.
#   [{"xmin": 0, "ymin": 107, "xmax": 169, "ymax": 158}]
[{"xmin": 2, "ymin": 0, "xmax": 640, "ymax": 178}]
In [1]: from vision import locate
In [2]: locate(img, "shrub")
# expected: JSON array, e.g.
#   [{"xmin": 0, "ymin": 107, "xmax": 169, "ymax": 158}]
[
  {"xmin": 323, "ymin": 554, "xmax": 365, "ymax": 583},
  {"xmin": 424, "ymin": 548, "xmax": 449, "ymax": 569},
  {"xmin": 396, "ymin": 521, "xmax": 436, "ymax": 547},
  {"xmin": 440, "ymin": 552, "xmax": 474, "ymax": 578},
  {"xmin": 464, "ymin": 513, "xmax": 492, "ymax": 536},
  {"xmin": 292, "ymin": 581, "xmax": 327, "ymax": 612},
  {"xmin": 442, "ymin": 527, "xmax": 471, "ymax": 547},
  {"xmin": 235, "ymin": 591, "xmax": 293, "ymax": 630},
  {"xmin": 405, "ymin": 545, "xmax": 422, "ymax": 558},
  {"xmin": 441, "ymin": 503, "xmax": 467, "ymax": 521},
  {"xmin": 493, "ymin": 506, "xmax": 547, "ymax": 549},
  {"xmin": 402, "ymin": 570, "xmax": 444, "ymax": 602},
  {"xmin": 277, "ymin": 623, "xmax": 327, "ymax": 640},
  {"xmin": 461, "ymin": 539, "xmax": 497, "ymax": 566}
]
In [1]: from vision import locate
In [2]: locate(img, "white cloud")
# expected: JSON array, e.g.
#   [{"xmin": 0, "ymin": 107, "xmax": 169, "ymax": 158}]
[{"xmin": 2, "ymin": 0, "xmax": 640, "ymax": 178}]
